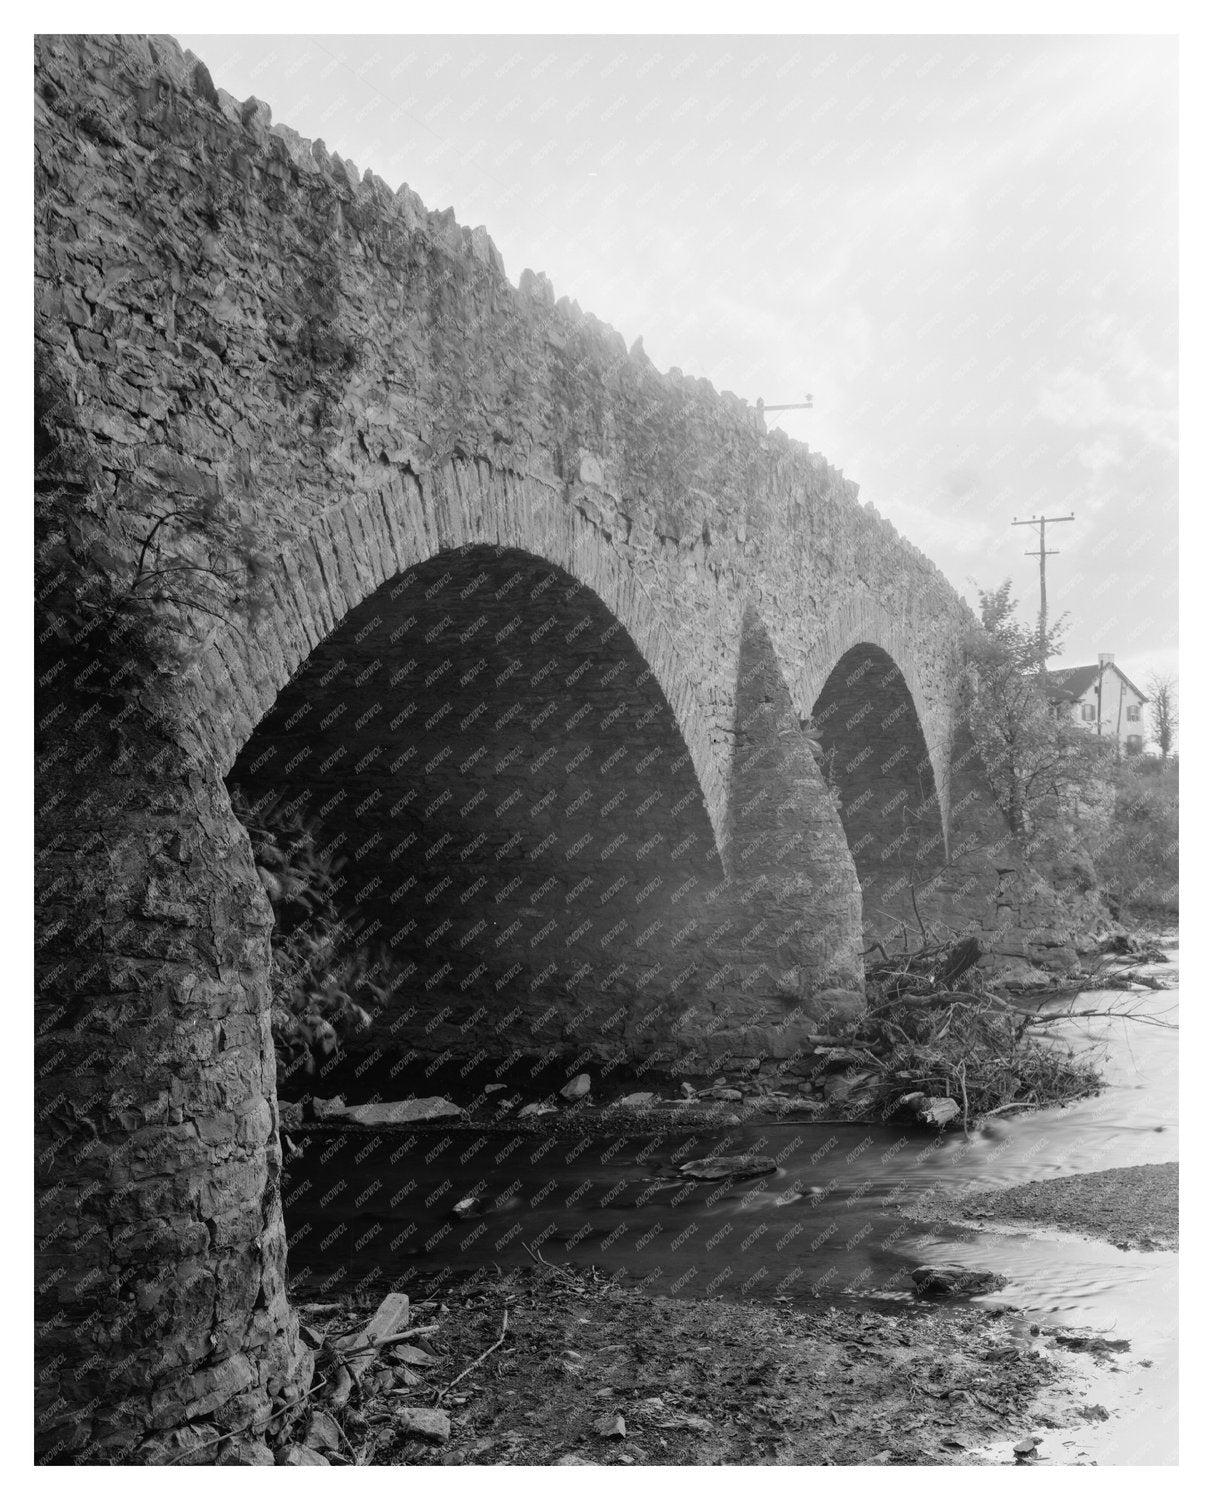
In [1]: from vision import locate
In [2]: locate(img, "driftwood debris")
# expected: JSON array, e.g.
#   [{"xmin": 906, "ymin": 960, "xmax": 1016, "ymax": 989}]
[{"xmin": 329, "ymin": 1291, "xmax": 411, "ymax": 1404}]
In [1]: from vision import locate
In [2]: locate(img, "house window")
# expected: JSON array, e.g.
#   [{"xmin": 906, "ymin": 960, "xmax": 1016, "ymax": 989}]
[
  {"xmin": 1126, "ymin": 704, "xmax": 1141, "ymax": 722},
  {"xmin": 1126, "ymin": 734, "xmax": 1143, "ymax": 755},
  {"xmin": 1081, "ymin": 704, "xmax": 1097, "ymax": 722}
]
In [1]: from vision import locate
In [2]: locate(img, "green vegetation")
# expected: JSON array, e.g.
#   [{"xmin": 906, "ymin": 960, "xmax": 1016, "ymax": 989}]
[
  {"xmin": 1091, "ymin": 754, "xmax": 1179, "ymax": 920},
  {"xmin": 964, "ymin": 580, "xmax": 1177, "ymax": 923},
  {"xmin": 231, "ymin": 788, "xmax": 399, "ymax": 1093},
  {"xmin": 963, "ymin": 580, "xmax": 1107, "ymax": 839}
]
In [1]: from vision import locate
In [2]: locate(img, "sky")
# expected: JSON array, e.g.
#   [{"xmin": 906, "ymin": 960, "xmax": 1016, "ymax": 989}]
[{"xmin": 179, "ymin": 31, "xmax": 1179, "ymax": 705}]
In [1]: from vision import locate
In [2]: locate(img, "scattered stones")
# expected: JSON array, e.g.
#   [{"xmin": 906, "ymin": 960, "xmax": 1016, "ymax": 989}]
[
  {"xmin": 310, "ymin": 1094, "xmax": 347, "ymax": 1121},
  {"xmin": 518, "ymin": 1102, "xmax": 556, "ymax": 1119},
  {"xmin": 305, "ymin": 1410, "xmax": 344, "ymax": 1452},
  {"xmin": 452, "ymin": 1196, "xmax": 484, "ymax": 1219},
  {"xmin": 394, "ymin": 1345, "xmax": 440, "ymax": 1367},
  {"xmin": 280, "ymin": 1444, "xmax": 330, "ymax": 1465},
  {"xmin": 1051, "ymin": 1332, "xmax": 1130, "ymax": 1355},
  {"xmin": 1013, "ymin": 1435, "xmax": 1042, "ymax": 1459},
  {"xmin": 592, "ymin": 1413, "xmax": 627, "ymax": 1439},
  {"xmin": 397, "ymin": 1407, "xmax": 451, "ymax": 1443},
  {"xmin": 334, "ymin": 1291, "xmax": 411, "ymax": 1386},
  {"xmin": 342, "ymin": 1098, "xmax": 461, "ymax": 1125},
  {"xmin": 616, "ymin": 1092, "xmax": 657, "ymax": 1109},
  {"xmin": 678, "ymin": 1155, "xmax": 777, "ymax": 1182},
  {"xmin": 823, "ymin": 1072, "xmax": 879, "ymax": 1102},
  {"xmin": 680, "ymin": 1081, "xmax": 697, "ymax": 1098},
  {"xmin": 220, "ymin": 1439, "xmax": 275, "ymax": 1465},
  {"xmin": 560, "ymin": 1074, "xmax": 592, "ymax": 1102},
  {"xmin": 900, "ymin": 1093, "xmax": 961, "ymax": 1128},
  {"xmin": 910, "ymin": 1266, "xmax": 1008, "ymax": 1299}
]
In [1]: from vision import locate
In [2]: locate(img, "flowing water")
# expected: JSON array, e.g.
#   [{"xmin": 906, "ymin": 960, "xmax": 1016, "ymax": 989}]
[{"xmin": 284, "ymin": 948, "xmax": 1179, "ymax": 1464}]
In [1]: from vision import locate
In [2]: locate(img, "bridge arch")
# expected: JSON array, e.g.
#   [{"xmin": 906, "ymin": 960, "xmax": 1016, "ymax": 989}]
[
  {"xmin": 794, "ymin": 594, "xmax": 952, "ymax": 832},
  {"xmin": 189, "ymin": 458, "xmax": 730, "ymax": 849},
  {"xmin": 226, "ymin": 538, "xmax": 727, "ymax": 1076},
  {"xmin": 809, "ymin": 639, "xmax": 948, "ymax": 945}
]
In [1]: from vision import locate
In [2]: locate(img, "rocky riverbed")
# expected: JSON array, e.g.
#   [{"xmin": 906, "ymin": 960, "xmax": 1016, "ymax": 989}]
[
  {"xmin": 264, "ymin": 1263, "xmax": 1086, "ymax": 1466},
  {"xmin": 259, "ymin": 941, "xmax": 1178, "ymax": 1465}
]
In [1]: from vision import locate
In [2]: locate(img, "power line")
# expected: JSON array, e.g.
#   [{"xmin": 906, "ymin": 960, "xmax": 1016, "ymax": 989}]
[{"xmin": 1011, "ymin": 511, "xmax": 1074, "ymax": 674}]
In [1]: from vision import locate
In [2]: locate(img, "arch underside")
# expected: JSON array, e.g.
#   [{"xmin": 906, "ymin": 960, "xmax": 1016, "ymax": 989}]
[
  {"xmin": 811, "ymin": 643, "xmax": 948, "ymax": 945},
  {"xmin": 202, "ymin": 462, "xmax": 731, "ymax": 849},
  {"xmin": 228, "ymin": 544, "xmax": 727, "ymax": 1073}
]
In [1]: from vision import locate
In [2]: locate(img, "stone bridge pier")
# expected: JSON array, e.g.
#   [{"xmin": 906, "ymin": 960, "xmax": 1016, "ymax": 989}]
[{"xmin": 34, "ymin": 32, "xmax": 1035, "ymax": 1461}]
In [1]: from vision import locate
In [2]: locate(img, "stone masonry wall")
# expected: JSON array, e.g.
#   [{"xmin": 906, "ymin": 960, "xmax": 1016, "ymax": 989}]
[{"xmin": 34, "ymin": 31, "xmax": 1013, "ymax": 1461}]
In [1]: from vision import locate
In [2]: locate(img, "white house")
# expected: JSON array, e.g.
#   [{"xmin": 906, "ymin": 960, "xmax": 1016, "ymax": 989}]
[{"xmin": 1045, "ymin": 654, "xmax": 1149, "ymax": 755}]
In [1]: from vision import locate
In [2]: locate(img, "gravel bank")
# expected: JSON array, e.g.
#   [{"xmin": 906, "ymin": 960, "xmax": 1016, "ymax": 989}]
[{"xmin": 908, "ymin": 1163, "xmax": 1178, "ymax": 1251}]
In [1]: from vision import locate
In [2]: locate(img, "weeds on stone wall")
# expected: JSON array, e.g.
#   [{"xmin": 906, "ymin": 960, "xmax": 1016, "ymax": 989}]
[
  {"xmin": 230, "ymin": 787, "xmax": 413, "ymax": 1095},
  {"xmin": 35, "ymin": 343, "xmax": 276, "ymax": 700}
]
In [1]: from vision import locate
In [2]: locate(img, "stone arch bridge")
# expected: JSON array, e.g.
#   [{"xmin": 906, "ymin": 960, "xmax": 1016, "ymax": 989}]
[{"xmin": 35, "ymin": 34, "xmax": 1036, "ymax": 1461}]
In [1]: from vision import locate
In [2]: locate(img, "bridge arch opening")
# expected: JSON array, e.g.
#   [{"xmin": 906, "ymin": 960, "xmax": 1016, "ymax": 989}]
[
  {"xmin": 811, "ymin": 643, "xmax": 947, "ymax": 945},
  {"xmin": 226, "ymin": 542, "xmax": 725, "ymax": 1096}
]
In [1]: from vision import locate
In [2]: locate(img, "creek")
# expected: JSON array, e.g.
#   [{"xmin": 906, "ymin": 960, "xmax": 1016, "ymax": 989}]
[{"xmin": 284, "ymin": 948, "xmax": 1179, "ymax": 1464}]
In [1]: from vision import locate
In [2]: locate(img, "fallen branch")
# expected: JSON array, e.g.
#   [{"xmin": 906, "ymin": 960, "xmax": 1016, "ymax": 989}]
[
  {"xmin": 522, "ymin": 1239, "xmax": 582, "ymax": 1287},
  {"xmin": 433, "ymin": 1308, "xmax": 509, "ymax": 1402},
  {"xmin": 331, "ymin": 1324, "xmax": 439, "ymax": 1358},
  {"xmin": 959, "ymin": 1059, "xmax": 971, "ymax": 1139}
]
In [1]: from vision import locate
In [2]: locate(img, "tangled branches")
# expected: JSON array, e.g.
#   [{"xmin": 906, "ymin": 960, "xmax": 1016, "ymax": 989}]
[{"xmin": 836, "ymin": 933, "xmax": 1176, "ymax": 1129}]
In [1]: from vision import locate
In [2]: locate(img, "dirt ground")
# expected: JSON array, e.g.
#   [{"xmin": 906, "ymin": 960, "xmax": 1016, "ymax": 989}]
[
  {"xmin": 903, "ymin": 1163, "xmax": 1179, "ymax": 1252},
  {"xmin": 289, "ymin": 1264, "xmax": 1094, "ymax": 1466}
]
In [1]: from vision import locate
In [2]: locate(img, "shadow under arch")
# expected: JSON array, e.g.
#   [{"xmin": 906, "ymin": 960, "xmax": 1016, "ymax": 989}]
[
  {"xmin": 190, "ymin": 462, "xmax": 730, "ymax": 848},
  {"xmin": 811, "ymin": 642, "xmax": 948, "ymax": 946},
  {"xmin": 227, "ymin": 542, "xmax": 727, "ymax": 1081}
]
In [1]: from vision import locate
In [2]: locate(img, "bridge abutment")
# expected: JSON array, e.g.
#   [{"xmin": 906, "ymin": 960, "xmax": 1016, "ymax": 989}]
[{"xmin": 35, "ymin": 713, "xmax": 311, "ymax": 1462}]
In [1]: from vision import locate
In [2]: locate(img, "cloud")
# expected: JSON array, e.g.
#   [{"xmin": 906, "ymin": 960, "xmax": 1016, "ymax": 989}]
[{"xmin": 1035, "ymin": 314, "xmax": 1177, "ymax": 459}]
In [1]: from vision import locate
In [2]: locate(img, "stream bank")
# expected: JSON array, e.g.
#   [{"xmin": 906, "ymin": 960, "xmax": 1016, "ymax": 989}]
[
  {"xmin": 270, "ymin": 1264, "xmax": 1076, "ymax": 1466},
  {"xmin": 269, "ymin": 943, "xmax": 1177, "ymax": 1465}
]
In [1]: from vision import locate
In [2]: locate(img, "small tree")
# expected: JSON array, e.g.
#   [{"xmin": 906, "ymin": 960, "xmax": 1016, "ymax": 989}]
[
  {"xmin": 965, "ymin": 581, "xmax": 1110, "ymax": 837},
  {"xmin": 1147, "ymin": 673, "xmax": 1179, "ymax": 764}
]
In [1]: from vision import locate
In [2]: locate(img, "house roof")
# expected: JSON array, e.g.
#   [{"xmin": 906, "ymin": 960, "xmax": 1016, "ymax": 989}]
[{"xmin": 1045, "ymin": 662, "xmax": 1148, "ymax": 703}]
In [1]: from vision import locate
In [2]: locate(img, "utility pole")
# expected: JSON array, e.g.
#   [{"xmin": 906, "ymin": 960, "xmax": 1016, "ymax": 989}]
[
  {"xmin": 1012, "ymin": 512, "xmax": 1074, "ymax": 674},
  {"xmin": 754, "ymin": 395, "xmax": 813, "ymax": 431},
  {"xmin": 756, "ymin": 395, "xmax": 814, "ymax": 413}
]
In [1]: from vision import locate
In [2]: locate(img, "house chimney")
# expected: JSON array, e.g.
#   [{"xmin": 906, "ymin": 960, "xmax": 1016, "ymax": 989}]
[{"xmin": 1098, "ymin": 652, "xmax": 1115, "ymax": 668}]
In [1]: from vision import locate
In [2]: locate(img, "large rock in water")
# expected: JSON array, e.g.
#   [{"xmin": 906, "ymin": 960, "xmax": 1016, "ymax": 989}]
[
  {"xmin": 342, "ymin": 1098, "xmax": 461, "ymax": 1125},
  {"xmin": 678, "ymin": 1155, "xmax": 777, "ymax": 1181},
  {"xmin": 910, "ymin": 1265, "xmax": 1007, "ymax": 1298}
]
